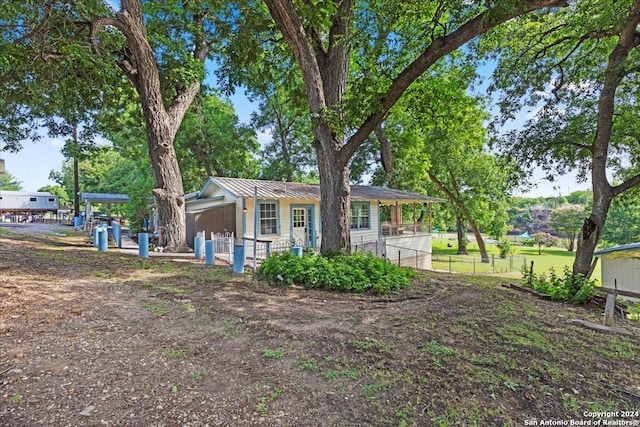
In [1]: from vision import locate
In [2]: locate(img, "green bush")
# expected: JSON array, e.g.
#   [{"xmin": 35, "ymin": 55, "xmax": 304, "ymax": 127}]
[
  {"xmin": 522, "ymin": 265, "xmax": 595, "ymax": 304},
  {"xmin": 496, "ymin": 239, "xmax": 514, "ymax": 259},
  {"xmin": 258, "ymin": 250, "xmax": 416, "ymax": 294}
]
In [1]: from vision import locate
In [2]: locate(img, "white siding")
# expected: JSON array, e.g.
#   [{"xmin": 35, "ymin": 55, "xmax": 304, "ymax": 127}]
[
  {"xmin": 0, "ymin": 192, "xmax": 59, "ymax": 211},
  {"xmin": 241, "ymin": 198, "xmax": 321, "ymax": 247},
  {"xmin": 385, "ymin": 234, "xmax": 432, "ymax": 269},
  {"xmin": 601, "ymin": 253, "xmax": 640, "ymax": 301}
]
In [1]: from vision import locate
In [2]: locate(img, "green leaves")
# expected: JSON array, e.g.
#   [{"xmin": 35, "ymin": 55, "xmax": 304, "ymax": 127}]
[{"xmin": 258, "ymin": 250, "xmax": 415, "ymax": 294}]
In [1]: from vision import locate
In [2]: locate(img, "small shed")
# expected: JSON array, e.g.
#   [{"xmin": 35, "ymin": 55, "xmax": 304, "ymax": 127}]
[{"xmin": 593, "ymin": 243, "xmax": 640, "ymax": 301}]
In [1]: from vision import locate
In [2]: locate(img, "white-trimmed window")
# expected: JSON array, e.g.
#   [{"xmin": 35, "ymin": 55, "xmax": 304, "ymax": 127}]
[
  {"xmin": 350, "ymin": 202, "xmax": 370, "ymax": 230},
  {"xmin": 259, "ymin": 201, "xmax": 279, "ymax": 235}
]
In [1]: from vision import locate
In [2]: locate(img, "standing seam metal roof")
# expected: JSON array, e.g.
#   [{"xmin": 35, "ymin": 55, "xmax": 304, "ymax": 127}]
[
  {"xmin": 80, "ymin": 193, "xmax": 130, "ymax": 204},
  {"xmin": 209, "ymin": 177, "xmax": 443, "ymax": 203}
]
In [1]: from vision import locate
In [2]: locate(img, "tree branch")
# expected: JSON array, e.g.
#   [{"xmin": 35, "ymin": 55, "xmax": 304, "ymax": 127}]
[
  {"xmin": 342, "ymin": 0, "xmax": 568, "ymax": 160},
  {"xmin": 14, "ymin": 0, "xmax": 56, "ymax": 44},
  {"xmin": 612, "ymin": 172, "xmax": 640, "ymax": 196}
]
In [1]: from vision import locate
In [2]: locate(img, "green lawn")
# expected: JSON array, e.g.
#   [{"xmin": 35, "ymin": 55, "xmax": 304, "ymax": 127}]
[{"xmin": 431, "ymin": 235, "xmax": 601, "ymax": 283}]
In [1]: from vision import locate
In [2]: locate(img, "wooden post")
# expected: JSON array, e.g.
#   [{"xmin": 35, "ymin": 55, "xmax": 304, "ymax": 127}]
[
  {"xmin": 586, "ymin": 257, "xmax": 599, "ymax": 280},
  {"xmin": 528, "ymin": 261, "xmax": 534, "ymax": 287},
  {"xmin": 603, "ymin": 293, "xmax": 616, "ymax": 326}
]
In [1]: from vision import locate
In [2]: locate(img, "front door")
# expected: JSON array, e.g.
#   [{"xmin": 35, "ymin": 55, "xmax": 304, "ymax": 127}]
[{"xmin": 291, "ymin": 206, "xmax": 314, "ymax": 247}]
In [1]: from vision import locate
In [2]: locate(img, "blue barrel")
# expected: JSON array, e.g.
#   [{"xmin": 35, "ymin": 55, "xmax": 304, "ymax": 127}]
[
  {"xmin": 112, "ymin": 222, "xmax": 122, "ymax": 248},
  {"xmin": 138, "ymin": 232, "xmax": 149, "ymax": 258},
  {"xmin": 73, "ymin": 216, "xmax": 82, "ymax": 229},
  {"xmin": 233, "ymin": 244, "xmax": 245, "ymax": 273},
  {"xmin": 292, "ymin": 246, "xmax": 303, "ymax": 257},
  {"xmin": 205, "ymin": 240, "xmax": 215, "ymax": 265},
  {"xmin": 98, "ymin": 227, "xmax": 108, "ymax": 252},
  {"xmin": 194, "ymin": 234, "xmax": 204, "ymax": 259}
]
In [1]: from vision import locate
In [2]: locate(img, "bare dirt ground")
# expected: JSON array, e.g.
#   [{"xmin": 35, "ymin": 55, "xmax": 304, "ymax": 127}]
[{"xmin": 1, "ymin": 224, "xmax": 639, "ymax": 426}]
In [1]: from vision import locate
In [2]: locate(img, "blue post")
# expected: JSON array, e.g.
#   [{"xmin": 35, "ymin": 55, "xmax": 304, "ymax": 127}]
[
  {"xmin": 138, "ymin": 232, "xmax": 149, "ymax": 258},
  {"xmin": 98, "ymin": 227, "xmax": 108, "ymax": 252},
  {"xmin": 93, "ymin": 227, "xmax": 99, "ymax": 247},
  {"xmin": 194, "ymin": 234, "xmax": 204, "ymax": 259},
  {"xmin": 266, "ymin": 242, "xmax": 271, "ymax": 258},
  {"xmin": 292, "ymin": 246, "xmax": 303, "ymax": 257},
  {"xmin": 233, "ymin": 243, "xmax": 245, "ymax": 273},
  {"xmin": 205, "ymin": 240, "xmax": 215, "ymax": 265},
  {"xmin": 112, "ymin": 222, "xmax": 122, "ymax": 248}
]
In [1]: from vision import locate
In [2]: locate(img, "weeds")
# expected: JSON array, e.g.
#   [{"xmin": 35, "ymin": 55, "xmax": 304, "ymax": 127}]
[
  {"xmin": 255, "ymin": 387, "xmax": 281, "ymax": 417},
  {"xmin": 262, "ymin": 347, "xmax": 284, "ymax": 359},
  {"xmin": 141, "ymin": 302, "xmax": 170, "ymax": 316},
  {"xmin": 163, "ymin": 348, "xmax": 187, "ymax": 359}
]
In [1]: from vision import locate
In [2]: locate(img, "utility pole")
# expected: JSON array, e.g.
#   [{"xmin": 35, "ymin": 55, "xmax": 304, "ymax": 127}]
[{"xmin": 73, "ymin": 126, "xmax": 80, "ymax": 219}]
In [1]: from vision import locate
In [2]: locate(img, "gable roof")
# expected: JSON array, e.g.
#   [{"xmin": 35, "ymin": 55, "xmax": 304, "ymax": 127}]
[{"xmin": 197, "ymin": 177, "xmax": 443, "ymax": 205}]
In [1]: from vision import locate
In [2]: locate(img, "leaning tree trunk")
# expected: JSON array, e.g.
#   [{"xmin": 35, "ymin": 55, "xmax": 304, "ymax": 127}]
[
  {"xmin": 573, "ymin": 189, "xmax": 613, "ymax": 278},
  {"xmin": 455, "ymin": 216, "xmax": 468, "ymax": 255},
  {"xmin": 469, "ymin": 220, "xmax": 490, "ymax": 263}
]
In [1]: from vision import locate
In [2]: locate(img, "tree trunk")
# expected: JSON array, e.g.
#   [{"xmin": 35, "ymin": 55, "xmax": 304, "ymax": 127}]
[
  {"xmin": 114, "ymin": 0, "xmax": 206, "ymax": 252},
  {"xmin": 145, "ymin": 119, "xmax": 188, "ymax": 252},
  {"xmin": 573, "ymin": 191, "xmax": 612, "ymax": 277},
  {"xmin": 469, "ymin": 220, "xmax": 490, "ymax": 263},
  {"xmin": 316, "ymin": 143, "xmax": 351, "ymax": 254},
  {"xmin": 455, "ymin": 216, "xmax": 468, "ymax": 255}
]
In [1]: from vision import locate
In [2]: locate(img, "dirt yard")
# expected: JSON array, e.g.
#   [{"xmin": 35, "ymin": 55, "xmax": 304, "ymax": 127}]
[{"xmin": 1, "ymin": 224, "xmax": 639, "ymax": 426}]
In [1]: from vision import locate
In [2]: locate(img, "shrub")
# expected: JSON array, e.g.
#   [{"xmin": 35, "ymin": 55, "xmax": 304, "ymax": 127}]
[
  {"xmin": 496, "ymin": 239, "xmax": 514, "ymax": 259},
  {"xmin": 258, "ymin": 250, "xmax": 416, "ymax": 294},
  {"xmin": 522, "ymin": 265, "xmax": 595, "ymax": 304}
]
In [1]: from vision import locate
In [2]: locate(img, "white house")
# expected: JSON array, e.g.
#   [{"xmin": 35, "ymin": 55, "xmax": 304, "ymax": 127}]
[
  {"xmin": 184, "ymin": 177, "xmax": 443, "ymax": 269},
  {"xmin": 593, "ymin": 242, "xmax": 640, "ymax": 301}
]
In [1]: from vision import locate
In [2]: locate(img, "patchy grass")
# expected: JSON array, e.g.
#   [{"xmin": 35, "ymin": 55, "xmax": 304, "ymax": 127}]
[{"xmin": 1, "ymin": 229, "xmax": 638, "ymax": 426}]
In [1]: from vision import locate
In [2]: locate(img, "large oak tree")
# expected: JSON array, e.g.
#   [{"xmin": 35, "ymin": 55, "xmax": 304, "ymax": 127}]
[
  {"xmin": 1, "ymin": 0, "xmax": 223, "ymax": 251},
  {"xmin": 258, "ymin": 0, "xmax": 566, "ymax": 254},
  {"xmin": 486, "ymin": 0, "xmax": 640, "ymax": 281}
]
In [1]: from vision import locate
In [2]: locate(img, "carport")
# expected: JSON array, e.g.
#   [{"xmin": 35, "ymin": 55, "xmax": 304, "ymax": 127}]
[{"xmin": 80, "ymin": 192, "xmax": 130, "ymax": 227}]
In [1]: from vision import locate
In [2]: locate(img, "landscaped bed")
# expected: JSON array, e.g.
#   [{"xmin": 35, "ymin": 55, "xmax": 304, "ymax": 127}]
[{"xmin": 1, "ymin": 225, "xmax": 639, "ymax": 426}]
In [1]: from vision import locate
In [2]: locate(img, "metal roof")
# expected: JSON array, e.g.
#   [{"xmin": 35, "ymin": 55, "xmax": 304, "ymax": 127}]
[
  {"xmin": 0, "ymin": 191, "xmax": 55, "ymax": 196},
  {"xmin": 207, "ymin": 177, "xmax": 443, "ymax": 204},
  {"xmin": 594, "ymin": 242, "xmax": 640, "ymax": 256},
  {"xmin": 80, "ymin": 193, "xmax": 130, "ymax": 204}
]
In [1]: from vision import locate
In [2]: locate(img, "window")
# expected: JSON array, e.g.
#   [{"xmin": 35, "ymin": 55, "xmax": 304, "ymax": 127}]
[
  {"xmin": 350, "ymin": 202, "xmax": 370, "ymax": 229},
  {"xmin": 30, "ymin": 197, "xmax": 37, "ymax": 202},
  {"xmin": 48, "ymin": 198, "xmax": 55, "ymax": 202},
  {"xmin": 259, "ymin": 201, "xmax": 278, "ymax": 235},
  {"xmin": 292, "ymin": 209, "xmax": 305, "ymax": 228}
]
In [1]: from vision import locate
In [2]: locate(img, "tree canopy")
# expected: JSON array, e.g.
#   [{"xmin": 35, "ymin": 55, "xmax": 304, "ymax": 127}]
[{"xmin": 484, "ymin": 0, "xmax": 640, "ymax": 278}]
